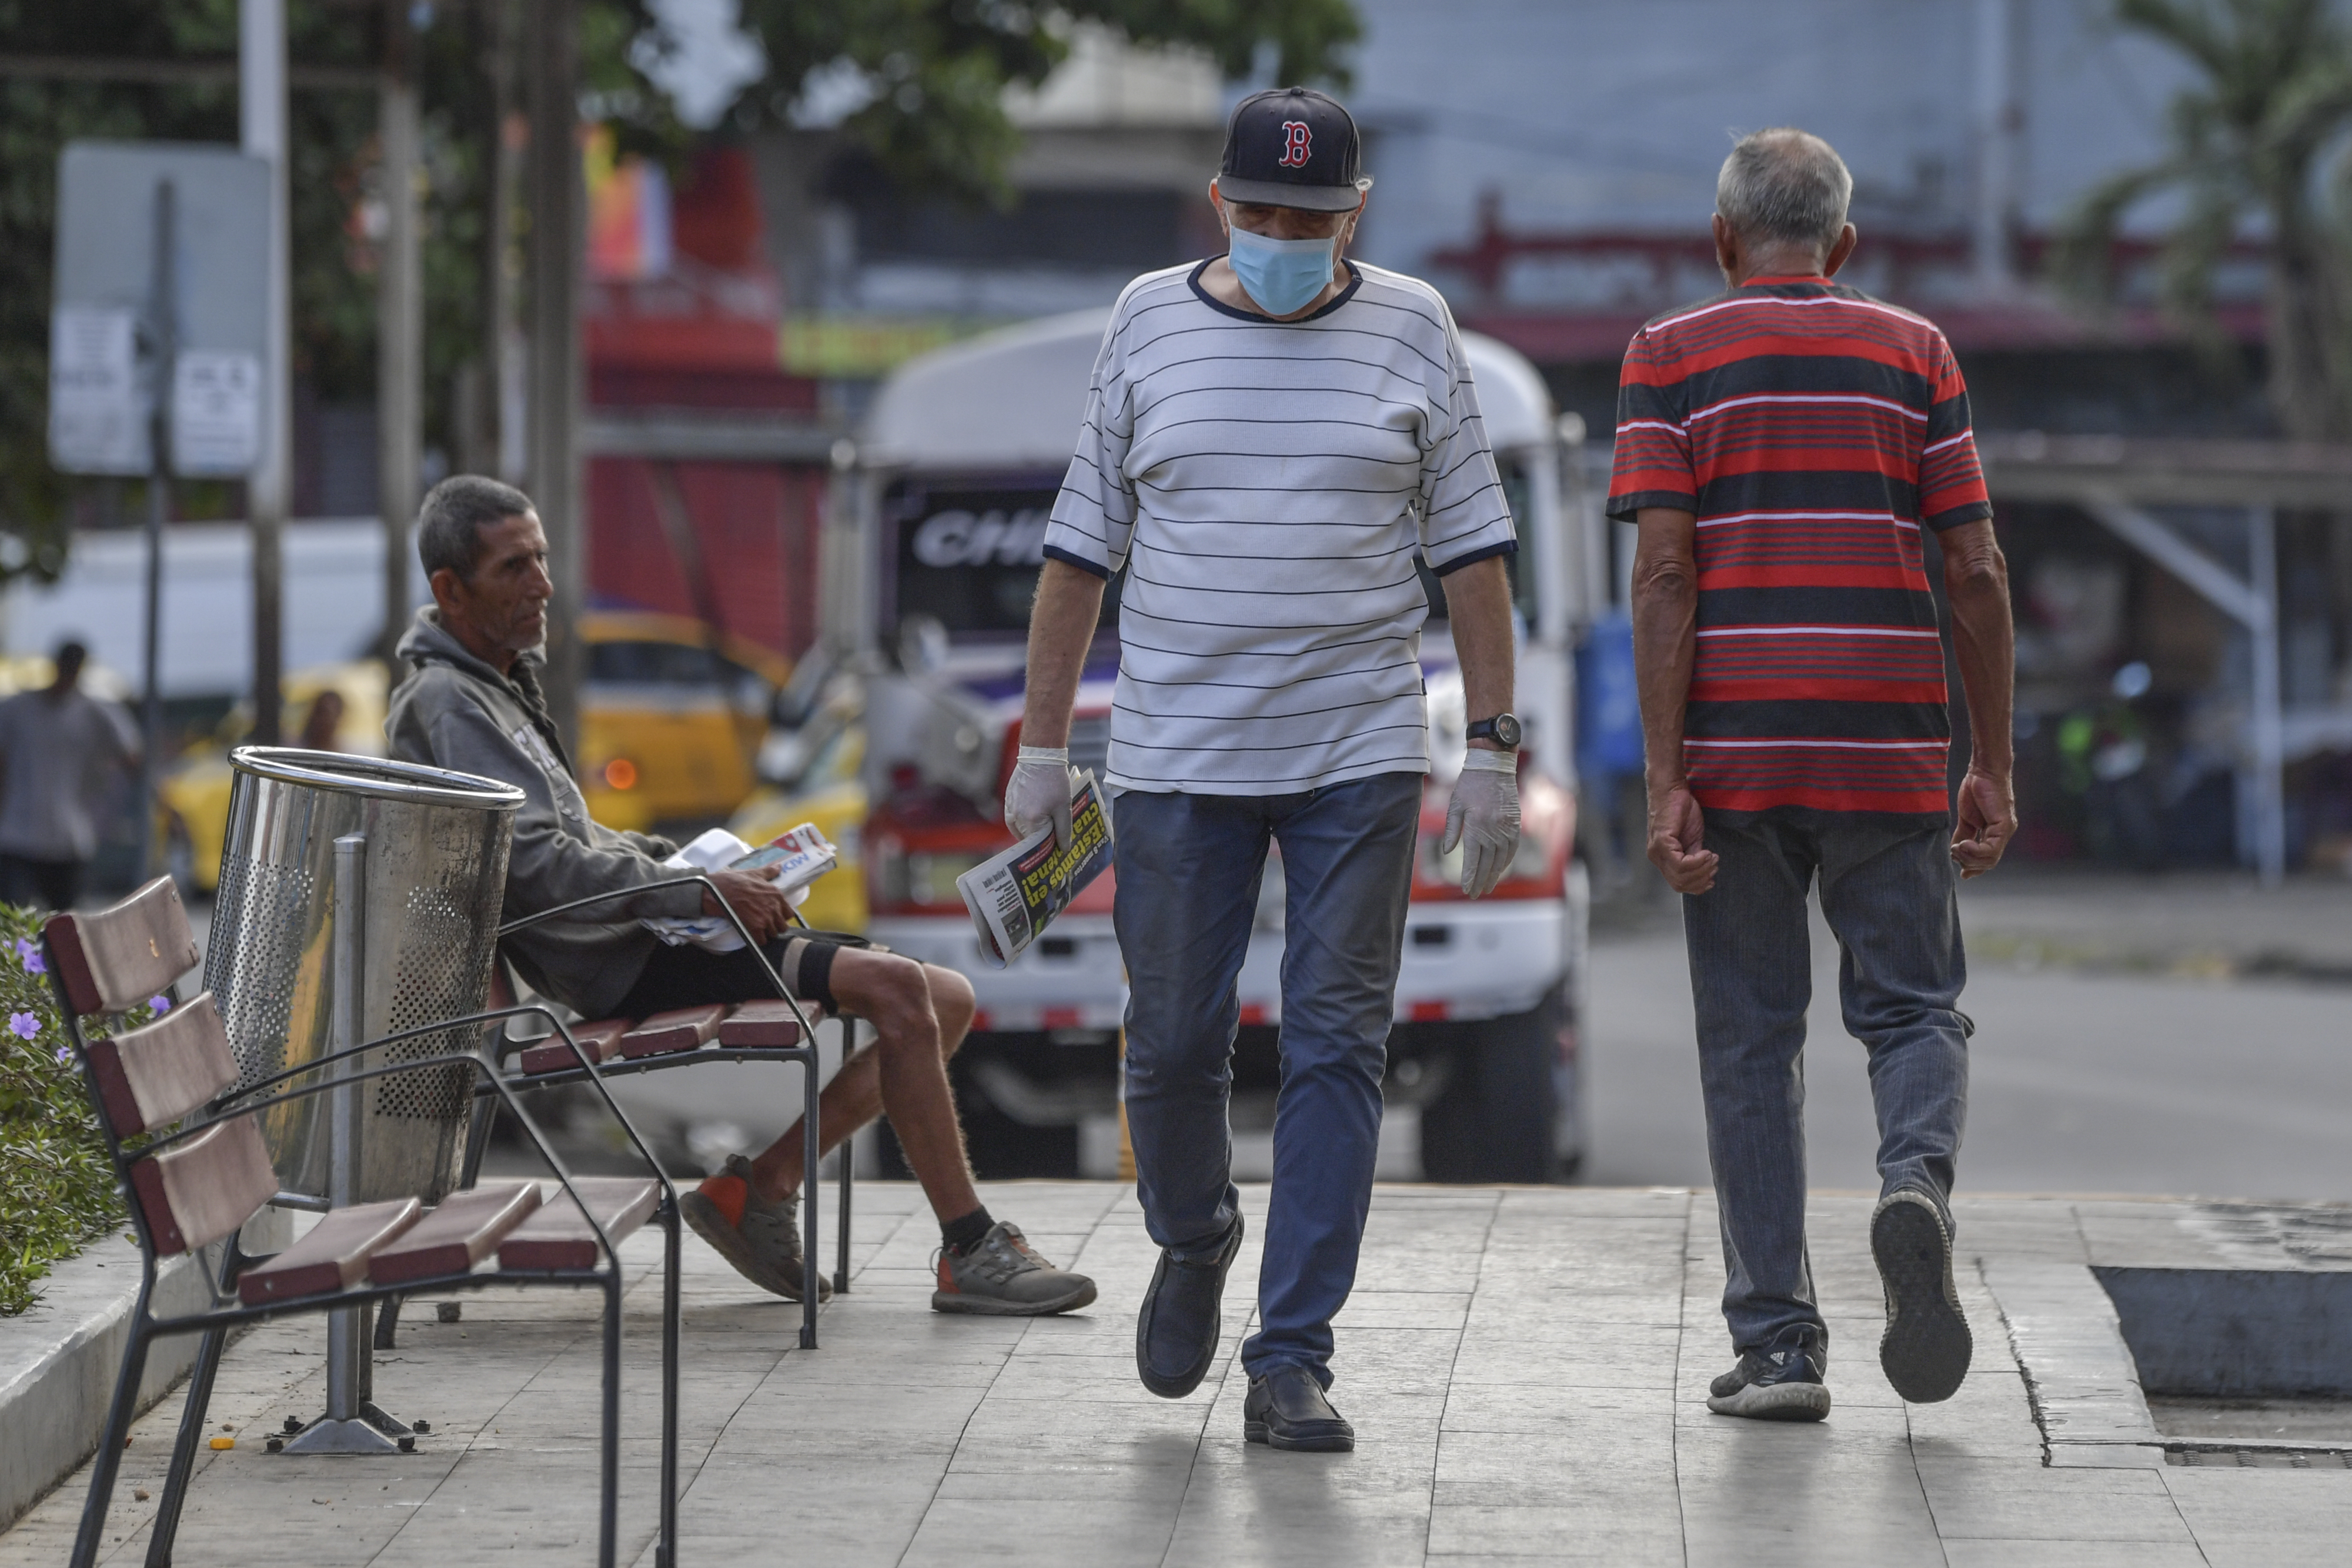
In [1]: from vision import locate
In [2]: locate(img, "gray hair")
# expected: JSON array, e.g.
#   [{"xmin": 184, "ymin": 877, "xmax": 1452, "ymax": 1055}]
[
  {"xmin": 1716, "ymin": 128, "xmax": 1852, "ymax": 259},
  {"xmin": 417, "ymin": 474, "xmax": 533, "ymax": 583}
]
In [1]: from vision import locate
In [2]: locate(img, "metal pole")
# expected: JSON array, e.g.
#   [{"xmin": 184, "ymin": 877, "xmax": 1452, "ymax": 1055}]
[
  {"xmin": 488, "ymin": 0, "xmax": 528, "ymax": 484},
  {"xmin": 282, "ymin": 833, "xmax": 403, "ymax": 1454},
  {"xmin": 241, "ymin": 0, "xmax": 289, "ymax": 745},
  {"xmin": 138, "ymin": 179, "xmax": 174, "ymax": 884},
  {"xmin": 525, "ymin": 0, "xmax": 583, "ymax": 758},
  {"xmin": 2249, "ymin": 506, "xmax": 2285, "ymax": 887},
  {"xmin": 377, "ymin": 0, "xmax": 422, "ymax": 668}
]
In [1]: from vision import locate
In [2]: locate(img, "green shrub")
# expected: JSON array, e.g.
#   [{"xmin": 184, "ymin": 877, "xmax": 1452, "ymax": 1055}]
[{"xmin": 0, "ymin": 902, "xmax": 165, "ymax": 1316}]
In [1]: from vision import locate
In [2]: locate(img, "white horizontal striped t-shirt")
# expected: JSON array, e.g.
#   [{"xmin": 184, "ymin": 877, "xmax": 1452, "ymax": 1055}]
[{"xmin": 1043, "ymin": 258, "xmax": 1516, "ymax": 795}]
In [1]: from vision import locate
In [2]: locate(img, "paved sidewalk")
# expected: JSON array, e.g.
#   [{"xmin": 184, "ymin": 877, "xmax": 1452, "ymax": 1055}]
[{"xmin": 6, "ymin": 1182, "xmax": 2348, "ymax": 1567}]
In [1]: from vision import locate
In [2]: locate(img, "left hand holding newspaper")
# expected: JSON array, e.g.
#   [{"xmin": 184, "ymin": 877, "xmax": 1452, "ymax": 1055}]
[
  {"xmin": 644, "ymin": 823, "xmax": 836, "ymax": 952},
  {"xmin": 958, "ymin": 771, "xmax": 1113, "ymax": 968}
]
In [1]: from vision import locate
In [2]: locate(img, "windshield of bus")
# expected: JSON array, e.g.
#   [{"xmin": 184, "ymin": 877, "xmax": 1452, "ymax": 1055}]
[
  {"xmin": 1418, "ymin": 450, "xmax": 1540, "ymax": 627},
  {"xmin": 884, "ymin": 477, "xmax": 1121, "ymax": 640}
]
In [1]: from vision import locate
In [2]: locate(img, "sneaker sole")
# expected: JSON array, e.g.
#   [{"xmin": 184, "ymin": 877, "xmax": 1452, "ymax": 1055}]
[
  {"xmin": 680, "ymin": 1192, "xmax": 829, "ymax": 1303},
  {"xmin": 1704, "ymin": 1381, "xmax": 1832, "ymax": 1421},
  {"xmin": 930, "ymin": 1280, "xmax": 1099, "ymax": 1317},
  {"xmin": 1873, "ymin": 1192, "xmax": 1971, "ymax": 1404},
  {"xmin": 1137, "ymin": 1218, "xmax": 1245, "ymax": 1399},
  {"xmin": 1243, "ymin": 1419, "xmax": 1355, "ymax": 1453}
]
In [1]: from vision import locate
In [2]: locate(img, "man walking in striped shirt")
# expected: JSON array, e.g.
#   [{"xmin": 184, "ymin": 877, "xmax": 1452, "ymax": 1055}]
[
  {"xmin": 1610, "ymin": 129, "xmax": 2018, "ymax": 1420},
  {"xmin": 1013, "ymin": 86, "xmax": 1525, "ymax": 1451}
]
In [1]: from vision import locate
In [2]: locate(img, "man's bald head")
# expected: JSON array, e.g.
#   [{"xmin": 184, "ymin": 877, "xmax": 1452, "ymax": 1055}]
[{"xmin": 1716, "ymin": 128, "xmax": 1853, "ymax": 265}]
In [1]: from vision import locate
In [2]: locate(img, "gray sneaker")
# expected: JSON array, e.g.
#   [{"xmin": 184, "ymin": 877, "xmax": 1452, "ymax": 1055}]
[
  {"xmin": 680, "ymin": 1154, "xmax": 831, "ymax": 1302},
  {"xmin": 932, "ymin": 1221, "xmax": 1097, "ymax": 1316}
]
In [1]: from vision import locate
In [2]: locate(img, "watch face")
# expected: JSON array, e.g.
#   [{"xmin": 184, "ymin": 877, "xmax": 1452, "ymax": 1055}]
[{"xmin": 1493, "ymin": 713, "xmax": 1522, "ymax": 748}]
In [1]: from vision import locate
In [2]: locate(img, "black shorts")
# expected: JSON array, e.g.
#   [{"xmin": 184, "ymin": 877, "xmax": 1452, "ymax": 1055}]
[{"xmin": 613, "ymin": 931, "xmax": 879, "ymax": 1021}]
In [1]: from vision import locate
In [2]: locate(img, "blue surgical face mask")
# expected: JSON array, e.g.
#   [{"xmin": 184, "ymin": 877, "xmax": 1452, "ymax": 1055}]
[{"xmin": 1226, "ymin": 226, "xmax": 1338, "ymax": 316}]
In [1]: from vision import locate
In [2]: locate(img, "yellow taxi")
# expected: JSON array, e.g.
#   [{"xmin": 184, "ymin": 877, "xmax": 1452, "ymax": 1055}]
[
  {"xmin": 163, "ymin": 617, "xmax": 787, "ymax": 890},
  {"xmin": 575, "ymin": 610, "xmax": 787, "ymax": 835},
  {"xmin": 159, "ymin": 662, "xmax": 392, "ymax": 891},
  {"xmin": 726, "ymin": 702, "xmax": 868, "ymax": 934}
]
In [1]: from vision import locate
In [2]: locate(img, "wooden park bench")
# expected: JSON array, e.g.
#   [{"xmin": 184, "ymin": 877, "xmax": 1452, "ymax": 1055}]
[{"xmin": 46, "ymin": 878, "xmax": 695, "ymax": 1568}]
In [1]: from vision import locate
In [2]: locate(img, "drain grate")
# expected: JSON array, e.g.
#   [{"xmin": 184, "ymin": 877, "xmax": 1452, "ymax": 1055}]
[{"xmin": 2167, "ymin": 1445, "xmax": 2352, "ymax": 1469}]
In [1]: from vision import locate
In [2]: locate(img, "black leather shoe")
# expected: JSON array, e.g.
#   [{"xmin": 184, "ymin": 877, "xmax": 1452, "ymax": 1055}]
[
  {"xmin": 1244, "ymin": 1366, "xmax": 1354, "ymax": 1452},
  {"xmin": 1135, "ymin": 1215, "xmax": 1244, "ymax": 1399}
]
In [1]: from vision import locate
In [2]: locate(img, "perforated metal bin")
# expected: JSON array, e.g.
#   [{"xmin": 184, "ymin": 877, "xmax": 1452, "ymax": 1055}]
[{"xmin": 205, "ymin": 747, "xmax": 524, "ymax": 1205}]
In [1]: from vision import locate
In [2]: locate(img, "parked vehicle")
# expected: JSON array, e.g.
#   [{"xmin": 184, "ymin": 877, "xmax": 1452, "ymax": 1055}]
[
  {"xmin": 573, "ymin": 610, "xmax": 787, "ymax": 837},
  {"xmin": 826, "ymin": 309, "xmax": 1598, "ymax": 1182},
  {"xmin": 162, "ymin": 616, "xmax": 786, "ymax": 892}
]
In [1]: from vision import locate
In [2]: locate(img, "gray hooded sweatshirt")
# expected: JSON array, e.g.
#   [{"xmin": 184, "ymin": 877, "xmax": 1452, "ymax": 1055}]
[{"xmin": 387, "ymin": 609, "xmax": 701, "ymax": 1017}]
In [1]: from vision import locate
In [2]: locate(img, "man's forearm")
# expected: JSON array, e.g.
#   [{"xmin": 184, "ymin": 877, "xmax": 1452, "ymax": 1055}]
[
  {"xmin": 1020, "ymin": 559, "xmax": 1108, "ymax": 748},
  {"xmin": 1631, "ymin": 508, "xmax": 1700, "ymax": 790},
  {"xmin": 1940, "ymin": 520, "xmax": 2015, "ymax": 776},
  {"xmin": 1438, "ymin": 555, "xmax": 1516, "ymax": 745}
]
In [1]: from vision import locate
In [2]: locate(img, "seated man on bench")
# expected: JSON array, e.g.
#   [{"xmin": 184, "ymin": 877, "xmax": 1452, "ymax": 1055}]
[{"xmin": 386, "ymin": 474, "xmax": 1095, "ymax": 1318}]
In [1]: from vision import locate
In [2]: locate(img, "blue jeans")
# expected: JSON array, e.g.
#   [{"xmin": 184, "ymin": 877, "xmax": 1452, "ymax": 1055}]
[
  {"xmin": 1682, "ymin": 813, "xmax": 1972, "ymax": 1358},
  {"xmin": 1113, "ymin": 773, "xmax": 1422, "ymax": 1386}
]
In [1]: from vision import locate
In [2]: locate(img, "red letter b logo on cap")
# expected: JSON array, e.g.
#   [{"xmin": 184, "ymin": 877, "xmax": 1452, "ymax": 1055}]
[{"xmin": 1278, "ymin": 121, "xmax": 1312, "ymax": 168}]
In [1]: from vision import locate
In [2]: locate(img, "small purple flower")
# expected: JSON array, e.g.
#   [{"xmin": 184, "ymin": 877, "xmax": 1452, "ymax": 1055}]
[
  {"xmin": 9, "ymin": 1011, "xmax": 39, "ymax": 1040},
  {"xmin": 149, "ymin": 995, "xmax": 172, "ymax": 1014},
  {"xmin": 55, "ymin": 1045, "xmax": 73, "ymax": 1065},
  {"xmin": 14, "ymin": 937, "xmax": 43, "ymax": 974}
]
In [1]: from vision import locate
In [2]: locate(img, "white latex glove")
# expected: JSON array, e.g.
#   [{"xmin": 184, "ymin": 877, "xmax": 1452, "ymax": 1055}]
[
  {"xmin": 1442, "ymin": 748, "xmax": 1522, "ymax": 898},
  {"xmin": 1004, "ymin": 744, "xmax": 1080, "ymax": 850}
]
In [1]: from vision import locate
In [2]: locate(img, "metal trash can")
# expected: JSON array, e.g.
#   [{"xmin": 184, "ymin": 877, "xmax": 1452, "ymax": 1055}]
[{"xmin": 205, "ymin": 747, "xmax": 524, "ymax": 1204}]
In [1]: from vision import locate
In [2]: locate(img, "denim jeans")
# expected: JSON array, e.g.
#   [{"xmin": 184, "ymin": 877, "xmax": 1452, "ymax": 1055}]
[
  {"xmin": 1113, "ymin": 773, "xmax": 1422, "ymax": 1386},
  {"xmin": 1681, "ymin": 813, "xmax": 1972, "ymax": 1357}
]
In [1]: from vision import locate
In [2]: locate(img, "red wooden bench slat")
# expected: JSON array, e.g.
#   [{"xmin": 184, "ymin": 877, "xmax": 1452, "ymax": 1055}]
[
  {"xmin": 516, "ymin": 1019, "xmax": 631, "ymax": 1076},
  {"xmin": 618, "ymin": 1004, "xmax": 728, "ymax": 1061},
  {"xmin": 129, "ymin": 1117, "xmax": 279, "ymax": 1257},
  {"xmin": 368, "ymin": 1182, "xmax": 543, "ymax": 1285},
  {"xmin": 81, "ymin": 993, "xmax": 236, "ymax": 1136},
  {"xmin": 238, "ymin": 1198, "xmax": 422, "ymax": 1305},
  {"xmin": 44, "ymin": 877, "xmax": 198, "ymax": 1016},
  {"xmin": 715, "ymin": 999, "xmax": 802, "ymax": 1049},
  {"xmin": 496, "ymin": 1178, "xmax": 660, "ymax": 1271}
]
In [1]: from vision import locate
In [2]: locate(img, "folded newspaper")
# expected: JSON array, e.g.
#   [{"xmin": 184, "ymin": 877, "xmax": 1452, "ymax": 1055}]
[
  {"xmin": 956, "ymin": 772, "xmax": 1114, "ymax": 969},
  {"xmin": 642, "ymin": 823, "xmax": 836, "ymax": 952}
]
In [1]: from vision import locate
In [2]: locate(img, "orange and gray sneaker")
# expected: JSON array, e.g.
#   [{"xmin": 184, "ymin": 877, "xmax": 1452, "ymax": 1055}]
[
  {"xmin": 933, "ymin": 1221, "xmax": 1097, "ymax": 1316},
  {"xmin": 680, "ymin": 1154, "xmax": 831, "ymax": 1302}
]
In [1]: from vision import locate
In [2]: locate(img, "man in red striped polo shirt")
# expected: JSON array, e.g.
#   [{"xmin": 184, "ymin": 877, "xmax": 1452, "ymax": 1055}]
[{"xmin": 1609, "ymin": 128, "xmax": 2017, "ymax": 1421}]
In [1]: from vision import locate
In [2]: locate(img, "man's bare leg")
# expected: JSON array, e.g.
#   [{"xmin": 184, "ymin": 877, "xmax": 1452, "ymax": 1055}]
[{"xmin": 745, "ymin": 952, "xmax": 980, "ymax": 1223}]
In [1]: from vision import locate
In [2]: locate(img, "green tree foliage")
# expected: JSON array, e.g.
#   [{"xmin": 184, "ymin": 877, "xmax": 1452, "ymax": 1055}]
[
  {"xmin": 2058, "ymin": 0, "xmax": 2352, "ymax": 439},
  {"xmin": 627, "ymin": 1, "xmax": 1361, "ymax": 200}
]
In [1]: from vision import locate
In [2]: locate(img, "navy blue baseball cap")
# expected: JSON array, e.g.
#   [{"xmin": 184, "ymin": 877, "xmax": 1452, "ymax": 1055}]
[{"xmin": 1215, "ymin": 86, "xmax": 1371, "ymax": 212}]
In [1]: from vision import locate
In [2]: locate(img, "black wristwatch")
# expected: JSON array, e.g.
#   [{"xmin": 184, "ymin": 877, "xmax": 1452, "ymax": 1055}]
[{"xmin": 1466, "ymin": 713, "xmax": 1522, "ymax": 750}]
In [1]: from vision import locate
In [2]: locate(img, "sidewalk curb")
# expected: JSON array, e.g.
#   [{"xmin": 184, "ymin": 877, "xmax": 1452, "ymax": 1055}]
[{"xmin": 0, "ymin": 1214, "xmax": 286, "ymax": 1533}]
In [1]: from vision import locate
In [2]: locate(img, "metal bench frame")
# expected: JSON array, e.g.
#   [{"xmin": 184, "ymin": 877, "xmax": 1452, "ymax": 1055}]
[
  {"xmin": 460, "ymin": 876, "xmax": 856, "ymax": 1322},
  {"xmin": 53, "ymin": 872, "xmax": 820, "ymax": 1568}
]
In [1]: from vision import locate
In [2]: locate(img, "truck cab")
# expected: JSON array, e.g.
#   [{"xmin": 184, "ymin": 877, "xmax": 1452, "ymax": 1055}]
[{"xmin": 833, "ymin": 308, "xmax": 1595, "ymax": 1181}]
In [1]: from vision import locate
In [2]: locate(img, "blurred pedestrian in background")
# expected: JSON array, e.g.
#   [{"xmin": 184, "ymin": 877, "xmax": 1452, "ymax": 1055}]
[
  {"xmin": 0, "ymin": 638, "xmax": 140, "ymax": 911},
  {"xmin": 298, "ymin": 688, "xmax": 346, "ymax": 753},
  {"xmin": 1015, "ymin": 86, "xmax": 1523, "ymax": 1453},
  {"xmin": 1611, "ymin": 128, "xmax": 2017, "ymax": 1421}
]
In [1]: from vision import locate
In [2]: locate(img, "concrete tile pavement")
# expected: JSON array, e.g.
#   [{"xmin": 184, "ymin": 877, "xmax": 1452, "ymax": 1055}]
[{"xmin": 3, "ymin": 1181, "xmax": 2345, "ymax": 1567}]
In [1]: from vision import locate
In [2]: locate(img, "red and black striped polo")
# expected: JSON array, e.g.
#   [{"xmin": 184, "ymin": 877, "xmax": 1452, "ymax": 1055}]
[{"xmin": 1606, "ymin": 274, "xmax": 1992, "ymax": 818}]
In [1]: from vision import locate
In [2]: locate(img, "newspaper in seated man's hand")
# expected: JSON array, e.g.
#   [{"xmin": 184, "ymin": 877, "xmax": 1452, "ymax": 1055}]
[
  {"xmin": 643, "ymin": 823, "xmax": 836, "ymax": 952},
  {"xmin": 957, "ymin": 771, "xmax": 1113, "ymax": 969}
]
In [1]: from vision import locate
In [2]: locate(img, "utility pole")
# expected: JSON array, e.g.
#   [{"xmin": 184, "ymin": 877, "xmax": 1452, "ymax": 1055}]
[
  {"xmin": 377, "ymin": 0, "xmax": 422, "ymax": 667},
  {"xmin": 525, "ymin": 0, "xmax": 582, "ymax": 757},
  {"xmin": 1972, "ymin": 0, "xmax": 2023, "ymax": 296},
  {"xmin": 241, "ymin": 0, "xmax": 289, "ymax": 744},
  {"xmin": 488, "ymin": 0, "xmax": 527, "ymax": 484}
]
